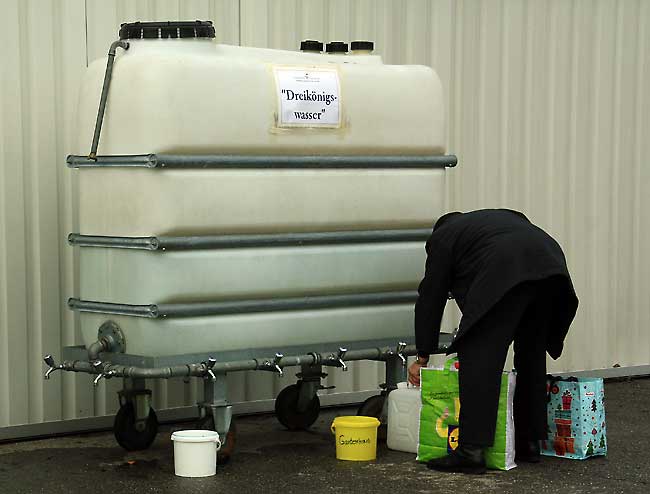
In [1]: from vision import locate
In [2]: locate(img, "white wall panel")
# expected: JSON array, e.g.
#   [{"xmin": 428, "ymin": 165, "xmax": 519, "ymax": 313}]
[
  {"xmin": 1, "ymin": 0, "xmax": 648, "ymax": 437},
  {"xmin": 0, "ymin": 0, "xmax": 242, "ymax": 430},
  {"xmin": 239, "ymin": 0, "xmax": 650, "ymax": 374},
  {"xmin": 1, "ymin": 0, "xmax": 89, "ymax": 429},
  {"xmin": 437, "ymin": 0, "xmax": 650, "ymax": 374}
]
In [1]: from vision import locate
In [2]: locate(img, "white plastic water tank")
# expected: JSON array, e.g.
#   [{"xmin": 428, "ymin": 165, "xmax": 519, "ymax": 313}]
[{"xmin": 69, "ymin": 21, "xmax": 451, "ymax": 357}]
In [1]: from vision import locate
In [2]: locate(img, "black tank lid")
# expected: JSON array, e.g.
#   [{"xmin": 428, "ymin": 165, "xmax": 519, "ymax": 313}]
[
  {"xmin": 326, "ymin": 41, "xmax": 348, "ymax": 53},
  {"xmin": 119, "ymin": 21, "xmax": 215, "ymax": 40},
  {"xmin": 351, "ymin": 41, "xmax": 374, "ymax": 51},
  {"xmin": 300, "ymin": 40, "xmax": 324, "ymax": 52}
]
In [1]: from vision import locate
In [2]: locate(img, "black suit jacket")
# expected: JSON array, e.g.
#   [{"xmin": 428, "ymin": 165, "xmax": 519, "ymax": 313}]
[{"xmin": 414, "ymin": 209, "xmax": 578, "ymax": 359}]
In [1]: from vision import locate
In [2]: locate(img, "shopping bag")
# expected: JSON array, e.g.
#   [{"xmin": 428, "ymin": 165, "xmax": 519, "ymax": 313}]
[
  {"xmin": 417, "ymin": 357, "xmax": 517, "ymax": 470},
  {"xmin": 541, "ymin": 376, "xmax": 607, "ymax": 459}
]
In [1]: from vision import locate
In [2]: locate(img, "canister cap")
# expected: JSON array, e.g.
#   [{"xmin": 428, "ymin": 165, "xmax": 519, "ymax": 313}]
[
  {"xmin": 119, "ymin": 20, "xmax": 216, "ymax": 40},
  {"xmin": 351, "ymin": 41, "xmax": 374, "ymax": 51},
  {"xmin": 326, "ymin": 41, "xmax": 348, "ymax": 53},
  {"xmin": 300, "ymin": 40, "xmax": 324, "ymax": 52}
]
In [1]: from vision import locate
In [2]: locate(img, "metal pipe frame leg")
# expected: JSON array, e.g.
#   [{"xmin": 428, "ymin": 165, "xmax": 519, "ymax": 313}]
[
  {"xmin": 199, "ymin": 373, "xmax": 232, "ymax": 441},
  {"xmin": 119, "ymin": 377, "xmax": 152, "ymax": 432},
  {"xmin": 275, "ymin": 364, "xmax": 324, "ymax": 430},
  {"xmin": 384, "ymin": 354, "xmax": 407, "ymax": 394},
  {"xmin": 113, "ymin": 377, "xmax": 158, "ymax": 451},
  {"xmin": 296, "ymin": 364, "xmax": 324, "ymax": 412},
  {"xmin": 199, "ymin": 373, "xmax": 235, "ymax": 464},
  {"xmin": 372, "ymin": 352, "xmax": 408, "ymax": 431}
]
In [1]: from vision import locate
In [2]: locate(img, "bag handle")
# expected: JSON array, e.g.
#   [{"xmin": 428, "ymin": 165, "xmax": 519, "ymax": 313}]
[
  {"xmin": 444, "ymin": 357, "xmax": 459, "ymax": 374},
  {"xmin": 546, "ymin": 374, "xmax": 578, "ymax": 403}
]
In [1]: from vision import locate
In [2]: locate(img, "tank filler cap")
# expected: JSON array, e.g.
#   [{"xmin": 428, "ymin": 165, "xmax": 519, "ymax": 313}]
[
  {"xmin": 350, "ymin": 41, "xmax": 374, "ymax": 52},
  {"xmin": 326, "ymin": 41, "xmax": 348, "ymax": 54},
  {"xmin": 300, "ymin": 40, "xmax": 324, "ymax": 52},
  {"xmin": 119, "ymin": 20, "xmax": 216, "ymax": 40}
]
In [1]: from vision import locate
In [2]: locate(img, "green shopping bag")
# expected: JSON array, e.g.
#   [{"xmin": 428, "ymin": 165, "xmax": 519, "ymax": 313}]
[{"xmin": 417, "ymin": 357, "xmax": 517, "ymax": 470}]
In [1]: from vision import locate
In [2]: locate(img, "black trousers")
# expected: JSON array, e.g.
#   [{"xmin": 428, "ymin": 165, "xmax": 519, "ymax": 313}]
[{"xmin": 456, "ymin": 279, "xmax": 555, "ymax": 447}]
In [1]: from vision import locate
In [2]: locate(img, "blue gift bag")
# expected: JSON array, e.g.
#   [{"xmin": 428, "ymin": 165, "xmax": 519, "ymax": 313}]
[{"xmin": 541, "ymin": 376, "xmax": 607, "ymax": 459}]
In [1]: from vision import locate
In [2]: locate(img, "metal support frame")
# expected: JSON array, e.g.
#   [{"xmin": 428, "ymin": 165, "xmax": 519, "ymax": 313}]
[
  {"xmin": 47, "ymin": 334, "xmax": 454, "ymax": 382},
  {"xmin": 296, "ymin": 364, "xmax": 326, "ymax": 412},
  {"xmin": 199, "ymin": 373, "xmax": 232, "ymax": 443},
  {"xmin": 88, "ymin": 40, "xmax": 130, "ymax": 160},
  {"xmin": 67, "ymin": 291, "xmax": 418, "ymax": 319},
  {"xmin": 384, "ymin": 355, "xmax": 408, "ymax": 393},
  {"xmin": 44, "ymin": 335, "xmax": 453, "ymax": 452},
  {"xmin": 383, "ymin": 342, "xmax": 409, "ymax": 393},
  {"xmin": 68, "ymin": 153, "xmax": 458, "ymax": 169},
  {"xmin": 118, "ymin": 377, "xmax": 151, "ymax": 431},
  {"xmin": 67, "ymin": 228, "xmax": 432, "ymax": 251}
]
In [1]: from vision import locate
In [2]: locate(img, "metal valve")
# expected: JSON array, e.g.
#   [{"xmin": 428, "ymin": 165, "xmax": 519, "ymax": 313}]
[
  {"xmin": 43, "ymin": 354, "xmax": 64, "ymax": 380},
  {"xmin": 332, "ymin": 347, "xmax": 348, "ymax": 372},
  {"xmin": 203, "ymin": 356, "xmax": 217, "ymax": 381},
  {"xmin": 93, "ymin": 369, "xmax": 116, "ymax": 387},
  {"xmin": 272, "ymin": 353, "xmax": 284, "ymax": 377},
  {"xmin": 396, "ymin": 341, "xmax": 408, "ymax": 367},
  {"xmin": 259, "ymin": 353, "xmax": 284, "ymax": 376}
]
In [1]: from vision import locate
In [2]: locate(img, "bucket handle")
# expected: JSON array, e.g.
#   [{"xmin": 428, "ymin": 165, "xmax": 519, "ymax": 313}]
[{"xmin": 215, "ymin": 437, "xmax": 222, "ymax": 451}]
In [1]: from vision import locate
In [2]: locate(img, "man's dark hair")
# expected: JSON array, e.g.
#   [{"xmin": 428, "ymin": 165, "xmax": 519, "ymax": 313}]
[{"xmin": 433, "ymin": 211, "xmax": 463, "ymax": 231}]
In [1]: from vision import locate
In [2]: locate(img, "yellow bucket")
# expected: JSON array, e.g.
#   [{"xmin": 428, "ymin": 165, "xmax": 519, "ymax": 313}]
[{"xmin": 331, "ymin": 416, "xmax": 380, "ymax": 461}]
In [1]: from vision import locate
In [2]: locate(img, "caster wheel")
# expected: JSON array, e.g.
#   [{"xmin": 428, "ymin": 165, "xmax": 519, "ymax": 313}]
[
  {"xmin": 197, "ymin": 415, "xmax": 237, "ymax": 465},
  {"xmin": 275, "ymin": 383, "xmax": 320, "ymax": 431},
  {"xmin": 358, "ymin": 394, "xmax": 387, "ymax": 442},
  {"xmin": 113, "ymin": 403, "xmax": 158, "ymax": 451}
]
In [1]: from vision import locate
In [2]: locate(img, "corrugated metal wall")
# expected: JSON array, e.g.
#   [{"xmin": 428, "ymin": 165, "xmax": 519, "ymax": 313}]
[
  {"xmin": 238, "ymin": 0, "xmax": 650, "ymax": 374},
  {"xmin": 1, "ymin": 0, "xmax": 648, "ymax": 434}
]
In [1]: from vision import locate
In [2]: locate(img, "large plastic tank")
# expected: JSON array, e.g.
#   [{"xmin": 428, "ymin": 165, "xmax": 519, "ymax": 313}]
[{"xmin": 69, "ymin": 21, "xmax": 450, "ymax": 357}]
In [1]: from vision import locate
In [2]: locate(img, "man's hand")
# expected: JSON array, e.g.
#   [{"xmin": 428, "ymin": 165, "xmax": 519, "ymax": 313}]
[{"xmin": 408, "ymin": 360, "xmax": 428, "ymax": 387}]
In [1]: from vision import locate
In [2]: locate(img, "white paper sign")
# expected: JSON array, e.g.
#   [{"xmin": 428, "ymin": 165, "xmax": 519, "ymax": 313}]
[{"xmin": 274, "ymin": 67, "xmax": 341, "ymax": 128}]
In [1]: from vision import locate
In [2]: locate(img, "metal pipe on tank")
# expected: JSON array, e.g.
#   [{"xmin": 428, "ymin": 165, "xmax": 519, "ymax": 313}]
[
  {"xmin": 86, "ymin": 339, "xmax": 107, "ymax": 363},
  {"xmin": 46, "ymin": 344, "xmax": 421, "ymax": 381},
  {"xmin": 88, "ymin": 40, "xmax": 130, "ymax": 160}
]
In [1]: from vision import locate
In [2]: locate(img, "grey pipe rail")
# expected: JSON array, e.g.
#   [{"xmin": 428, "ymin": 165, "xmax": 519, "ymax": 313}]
[
  {"xmin": 68, "ymin": 290, "xmax": 418, "ymax": 318},
  {"xmin": 67, "ymin": 228, "xmax": 433, "ymax": 251},
  {"xmin": 88, "ymin": 40, "xmax": 130, "ymax": 160},
  {"xmin": 68, "ymin": 153, "xmax": 458, "ymax": 169},
  {"xmin": 45, "ymin": 344, "xmax": 423, "ymax": 383}
]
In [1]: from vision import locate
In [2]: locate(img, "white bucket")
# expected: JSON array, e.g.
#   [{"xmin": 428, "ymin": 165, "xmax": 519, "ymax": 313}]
[{"xmin": 171, "ymin": 430, "xmax": 222, "ymax": 477}]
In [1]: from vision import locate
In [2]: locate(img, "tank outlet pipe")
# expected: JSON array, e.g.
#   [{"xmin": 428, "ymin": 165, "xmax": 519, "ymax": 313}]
[
  {"xmin": 86, "ymin": 324, "xmax": 126, "ymax": 364},
  {"xmin": 86, "ymin": 339, "xmax": 108, "ymax": 364},
  {"xmin": 44, "ymin": 344, "xmax": 423, "ymax": 383},
  {"xmin": 88, "ymin": 40, "xmax": 130, "ymax": 160}
]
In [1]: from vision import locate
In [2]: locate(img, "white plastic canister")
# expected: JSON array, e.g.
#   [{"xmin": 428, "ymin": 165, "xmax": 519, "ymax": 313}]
[
  {"xmin": 386, "ymin": 382, "xmax": 422, "ymax": 454},
  {"xmin": 171, "ymin": 430, "xmax": 222, "ymax": 477}
]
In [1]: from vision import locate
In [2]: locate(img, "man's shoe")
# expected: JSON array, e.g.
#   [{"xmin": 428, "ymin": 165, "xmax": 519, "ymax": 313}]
[
  {"xmin": 515, "ymin": 440, "xmax": 541, "ymax": 463},
  {"xmin": 426, "ymin": 445, "xmax": 487, "ymax": 474}
]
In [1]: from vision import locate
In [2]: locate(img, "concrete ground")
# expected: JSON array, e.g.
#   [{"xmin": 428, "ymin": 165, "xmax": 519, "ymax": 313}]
[{"xmin": 0, "ymin": 378, "xmax": 648, "ymax": 494}]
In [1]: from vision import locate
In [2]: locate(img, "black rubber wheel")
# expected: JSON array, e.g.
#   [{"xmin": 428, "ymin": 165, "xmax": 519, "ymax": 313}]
[
  {"xmin": 275, "ymin": 383, "xmax": 320, "ymax": 431},
  {"xmin": 113, "ymin": 403, "xmax": 158, "ymax": 451},
  {"xmin": 358, "ymin": 394, "xmax": 388, "ymax": 442},
  {"xmin": 197, "ymin": 414, "xmax": 237, "ymax": 465}
]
